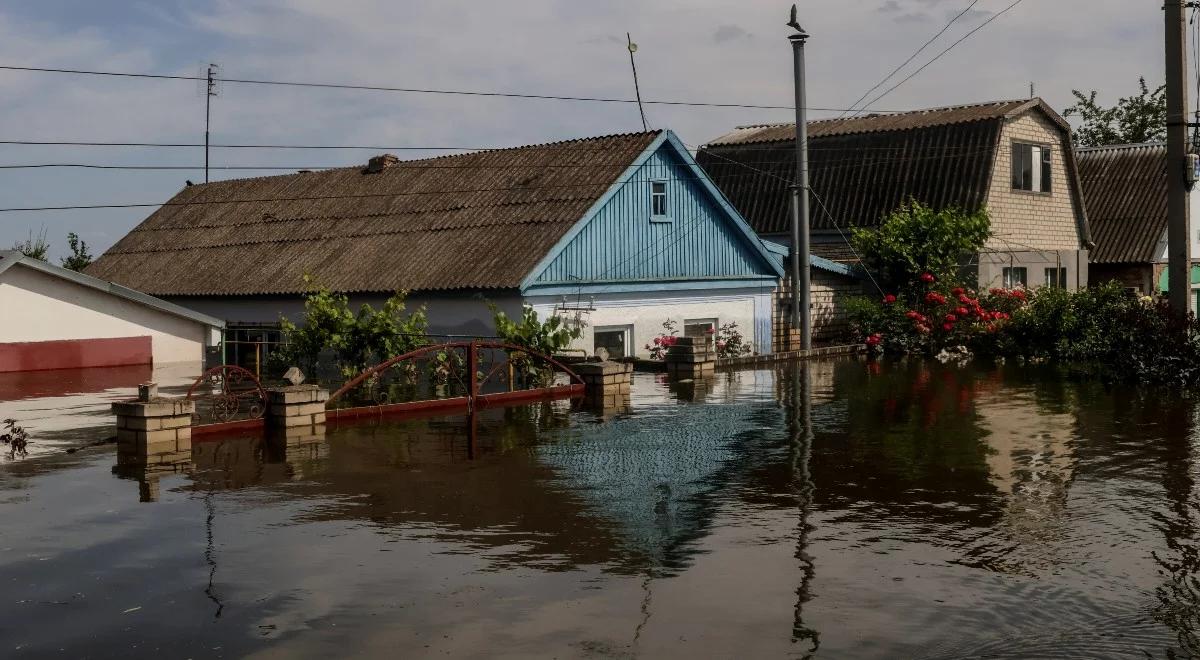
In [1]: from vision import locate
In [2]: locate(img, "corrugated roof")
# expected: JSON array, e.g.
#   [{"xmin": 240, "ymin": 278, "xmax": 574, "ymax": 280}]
[
  {"xmin": 698, "ymin": 113, "xmax": 1001, "ymax": 235},
  {"xmin": 705, "ymin": 99, "xmax": 1063, "ymax": 146},
  {"xmin": 696, "ymin": 98, "xmax": 1090, "ymax": 247},
  {"xmin": 1077, "ymin": 142, "xmax": 1167, "ymax": 264},
  {"xmin": 87, "ymin": 131, "xmax": 662, "ymax": 296}
]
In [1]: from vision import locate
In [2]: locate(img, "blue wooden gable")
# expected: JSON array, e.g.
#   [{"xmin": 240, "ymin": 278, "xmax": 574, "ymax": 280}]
[{"xmin": 521, "ymin": 131, "xmax": 784, "ymax": 296}]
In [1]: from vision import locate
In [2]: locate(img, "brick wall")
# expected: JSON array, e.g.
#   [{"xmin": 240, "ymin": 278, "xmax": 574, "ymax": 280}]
[
  {"xmin": 773, "ymin": 270, "xmax": 863, "ymax": 348},
  {"xmin": 985, "ymin": 113, "xmax": 1083, "ymax": 252}
]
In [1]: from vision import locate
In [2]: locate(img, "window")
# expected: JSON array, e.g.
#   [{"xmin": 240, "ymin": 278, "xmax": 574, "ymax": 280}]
[
  {"xmin": 594, "ymin": 326, "xmax": 631, "ymax": 360},
  {"xmin": 684, "ymin": 318, "xmax": 717, "ymax": 344},
  {"xmin": 650, "ymin": 181, "xmax": 668, "ymax": 218},
  {"xmin": 1044, "ymin": 267, "xmax": 1068, "ymax": 289},
  {"xmin": 1012, "ymin": 142, "xmax": 1052, "ymax": 193},
  {"xmin": 1003, "ymin": 267, "xmax": 1027, "ymax": 288}
]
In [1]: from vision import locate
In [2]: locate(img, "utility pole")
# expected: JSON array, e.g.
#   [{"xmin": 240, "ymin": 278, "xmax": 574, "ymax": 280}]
[
  {"xmin": 205, "ymin": 63, "xmax": 219, "ymax": 184},
  {"xmin": 626, "ymin": 34, "xmax": 649, "ymax": 131},
  {"xmin": 788, "ymin": 6, "xmax": 812, "ymax": 351},
  {"xmin": 1166, "ymin": 2, "xmax": 1192, "ymax": 314}
]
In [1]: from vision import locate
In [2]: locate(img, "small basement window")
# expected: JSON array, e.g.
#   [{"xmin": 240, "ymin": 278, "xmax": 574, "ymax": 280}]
[
  {"xmin": 594, "ymin": 326, "xmax": 631, "ymax": 359},
  {"xmin": 1003, "ymin": 267, "xmax": 1028, "ymax": 289},
  {"xmin": 650, "ymin": 181, "xmax": 669, "ymax": 219},
  {"xmin": 1044, "ymin": 267, "xmax": 1068, "ymax": 289},
  {"xmin": 1012, "ymin": 142, "xmax": 1052, "ymax": 193}
]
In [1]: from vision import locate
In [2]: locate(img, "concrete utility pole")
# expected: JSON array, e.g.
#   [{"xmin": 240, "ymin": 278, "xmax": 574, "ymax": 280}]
[
  {"xmin": 1166, "ymin": 2, "xmax": 1192, "ymax": 314},
  {"xmin": 788, "ymin": 5, "xmax": 812, "ymax": 351}
]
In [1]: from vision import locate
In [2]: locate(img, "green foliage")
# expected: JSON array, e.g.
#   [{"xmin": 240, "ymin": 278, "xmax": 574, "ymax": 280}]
[
  {"xmin": 273, "ymin": 278, "xmax": 428, "ymax": 379},
  {"xmin": 60, "ymin": 232, "xmax": 93, "ymax": 271},
  {"xmin": 851, "ymin": 202, "xmax": 990, "ymax": 294},
  {"xmin": 854, "ymin": 279, "xmax": 1200, "ymax": 387},
  {"xmin": 489, "ymin": 303, "xmax": 581, "ymax": 356},
  {"xmin": 714, "ymin": 322, "xmax": 751, "ymax": 358},
  {"xmin": 1063, "ymin": 77, "xmax": 1166, "ymax": 147},
  {"xmin": 12, "ymin": 228, "xmax": 49, "ymax": 261}
]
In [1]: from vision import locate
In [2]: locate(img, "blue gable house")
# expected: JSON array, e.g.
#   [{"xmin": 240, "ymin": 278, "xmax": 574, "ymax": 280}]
[
  {"xmin": 90, "ymin": 129, "xmax": 787, "ymax": 360},
  {"xmin": 520, "ymin": 131, "xmax": 785, "ymax": 357}
]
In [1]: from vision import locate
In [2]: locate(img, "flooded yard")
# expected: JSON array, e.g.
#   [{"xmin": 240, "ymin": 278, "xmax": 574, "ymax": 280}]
[{"xmin": 2, "ymin": 359, "xmax": 1200, "ymax": 658}]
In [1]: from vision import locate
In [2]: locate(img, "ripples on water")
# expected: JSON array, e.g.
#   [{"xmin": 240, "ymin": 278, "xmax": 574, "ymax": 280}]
[{"xmin": 2, "ymin": 359, "xmax": 1200, "ymax": 657}]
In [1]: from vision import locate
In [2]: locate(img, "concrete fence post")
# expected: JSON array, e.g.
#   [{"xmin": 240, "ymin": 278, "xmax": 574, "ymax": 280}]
[
  {"xmin": 265, "ymin": 385, "xmax": 329, "ymax": 429},
  {"xmin": 575, "ymin": 361, "xmax": 633, "ymax": 412},
  {"xmin": 112, "ymin": 384, "xmax": 195, "ymax": 467},
  {"xmin": 664, "ymin": 337, "xmax": 716, "ymax": 379}
]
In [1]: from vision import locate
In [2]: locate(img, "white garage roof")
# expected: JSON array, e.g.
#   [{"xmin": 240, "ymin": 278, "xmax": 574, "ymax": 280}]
[{"xmin": 0, "ymin": 250, "xmax": 225, "ymax": 330}]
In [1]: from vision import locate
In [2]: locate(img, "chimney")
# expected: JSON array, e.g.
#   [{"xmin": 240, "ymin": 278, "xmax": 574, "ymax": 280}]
[{"xmin": 364, "ymin": 153, "xmax": 399, "ymax": 174}]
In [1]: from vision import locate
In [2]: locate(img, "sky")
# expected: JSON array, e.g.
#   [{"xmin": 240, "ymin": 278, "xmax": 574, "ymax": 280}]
[{"xmin": 0, "ymin": 0, "xmax": 1169, "ymax": 261}]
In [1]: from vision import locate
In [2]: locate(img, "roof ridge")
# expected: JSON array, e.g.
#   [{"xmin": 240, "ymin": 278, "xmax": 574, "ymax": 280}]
[
  {"xmin": 1077, "ymin": 141, "xmax": 1167, "ymax": 152},
  {"xmin": 180, "ymin": 130, "xmax": 664, "ymax": 189},
  {"xmin": 731, "ymin": 99, "xmax": 1036, "ymax": 132}
]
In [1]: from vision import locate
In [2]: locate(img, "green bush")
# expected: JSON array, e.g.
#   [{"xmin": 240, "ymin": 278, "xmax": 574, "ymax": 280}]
[
  {"xmin": 851, "ymin": 201, "xmax": 990, "ymax": 295},
  {"xmin": 272, "ymin": 279, "xmax": 428, "ymax": 379}
]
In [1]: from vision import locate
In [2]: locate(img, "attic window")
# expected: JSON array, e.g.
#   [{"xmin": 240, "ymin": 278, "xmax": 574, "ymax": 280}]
[
  {"xmin": 1012, "ymin": 142, "xmax": 1052, "ymax": 194},
  {"xmin": 650, "ymin": 180, "xmax": 669, "ymax": 219}
]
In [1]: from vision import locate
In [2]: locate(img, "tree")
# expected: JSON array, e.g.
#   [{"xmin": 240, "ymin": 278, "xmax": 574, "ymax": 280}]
[
  {"xmin": 12, "ymin": 228, "xmax": 49, "ymax": 261},
  {"xmin": 61, "ymin": 232, "xmax": 93, "ymax": 271},
  {"xmin": 851, "ymin": 201, "xmax": 991, "ymax": 294},
  {"xmin": 1063, "ymin": 77, "xmax": 1166, "ymax": 147}
]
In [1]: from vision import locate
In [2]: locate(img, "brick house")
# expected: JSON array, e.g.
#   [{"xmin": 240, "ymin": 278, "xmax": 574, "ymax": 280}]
[
  {"xmin": 1077, "ymin": 142, "xmax": 1200, "ymax": 308},
  {"xmin": 697, "ymin": 99, "xmax": 1094, "ymax": 306}
]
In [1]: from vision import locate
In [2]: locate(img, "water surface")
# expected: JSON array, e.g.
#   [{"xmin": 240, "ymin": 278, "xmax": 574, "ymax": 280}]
[{"xmin": 2, "ymin": 360, "xmax": 1199, "ymax": 658}]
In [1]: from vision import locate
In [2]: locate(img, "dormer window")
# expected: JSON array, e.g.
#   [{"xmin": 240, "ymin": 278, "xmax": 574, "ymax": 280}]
[
  {"xmin": 650, "ymin": 180, "xmax": 669, "ymax": 219},
  {"xmin": 1012, "ymin": 142, "xmax": 1052, "ymax": 194}
]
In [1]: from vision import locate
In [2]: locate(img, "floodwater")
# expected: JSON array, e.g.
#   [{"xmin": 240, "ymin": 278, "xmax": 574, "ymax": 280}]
[{"xmin": 3, "ymin": 359, "xmax": 1200, "ymax": 658}]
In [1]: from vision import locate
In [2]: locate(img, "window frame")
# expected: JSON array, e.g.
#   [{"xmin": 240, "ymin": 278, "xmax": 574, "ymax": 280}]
[
  {"xmin": 1044, "ymin": 267, "xmax": 1068, "ymax": 289},
  {"xmin": 683, "ymin": 318, "xmax": 718, "ymax": 344},
  {"xmin": 593, "ymin": 324, "xmax": 633, "ymax": 360},
  {"xmin": 1011, "ymin": 141, "xmax": 1053, "ymax": 195},
  {"xmin": 649, "ymin": 179, "xmax": 671, "ymax": 222},
  {"xmin": 1003, "ymin": 266, "xmax": 1028, "ymax": 289}
]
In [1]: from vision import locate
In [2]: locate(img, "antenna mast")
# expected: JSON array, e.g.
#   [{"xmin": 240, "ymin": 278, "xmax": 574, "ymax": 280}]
[{"xmin": 626, "ymin": 34, "xmax": 649, "ymax": 131}]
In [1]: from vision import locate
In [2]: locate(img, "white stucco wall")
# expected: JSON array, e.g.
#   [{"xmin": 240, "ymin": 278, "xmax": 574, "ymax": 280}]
[
  {"xmin": 527, "ymin": 288, "xmax": 771, "ymax": 359},
  {"xmin": 0, "ymin": 264, "xmax": 210, "ymax": 365}
]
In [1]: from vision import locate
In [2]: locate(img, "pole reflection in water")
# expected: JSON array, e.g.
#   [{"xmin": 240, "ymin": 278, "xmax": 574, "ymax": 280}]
[
  {"xmin": 1153, "ymin": 397, "xmax": 1200, "ymax": 654},
  {"xmin": 788, "ymin": 362, "xmax": 819, "ymax": 654}
]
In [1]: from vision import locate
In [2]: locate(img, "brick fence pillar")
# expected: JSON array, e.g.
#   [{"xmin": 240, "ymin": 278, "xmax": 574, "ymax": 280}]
[
  {"xmin": 665, "ymin": 337, "xmax": 715, "ymax": 379},
  {"xmin": 265, "ymin": 385, "xmax": 329, "ymax": 429},
  {"xmin": 575, "ymin": 361, "xmax": 633, "ymax": 410},
  {"xmin": 112, "ymin": 384, "xmax": 194, "ymax": 467}
]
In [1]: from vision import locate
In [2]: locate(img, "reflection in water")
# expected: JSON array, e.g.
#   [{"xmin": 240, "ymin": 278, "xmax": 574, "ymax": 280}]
[{"xmin": 8, "ymin": 361, "xmax": 1200, "ymax": 656}]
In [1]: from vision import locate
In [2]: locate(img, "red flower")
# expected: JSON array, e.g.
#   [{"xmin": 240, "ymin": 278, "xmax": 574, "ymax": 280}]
[
  {"xmin": 955, "ymin": 307, "xmax": 969, "ymax": 316},
  {"xmin": 1010, "ymin": 289, "xmax": 1027, "ymax": 300},
  {"xmin": 920, "ymin": 273, "xmax": 936, "ymax": 283},
  {"xmin": 945, "ymin": 314, "xmax": 957, "ymax": 322},
  {"xmin": 653, "ymin": 337, "xmax": 662, "ymax": 346},
  {"xmin": 952, "ymin": 287, "xmax": 965, "ymax": 296},
  {"xmin": 942, "ymin": 322, "xmax": 954, "ymax": 331},
  {"xmin": 883, "ymin": 294, "xmax": 897, "ymax": 304},
  {"xmin": 905, "ymin": 310, "xmax": 920, "ymax": 319},
  {"xmin": 865, "ymin": 333, "xmax": 883, "ymax": 346},
  {"xmin": 925, "ymin": 292, "xmax": 946, "ymax": 305},
  {"xmin": 705, "ymin": 327, "xmax": 716, "ymax": 334}
]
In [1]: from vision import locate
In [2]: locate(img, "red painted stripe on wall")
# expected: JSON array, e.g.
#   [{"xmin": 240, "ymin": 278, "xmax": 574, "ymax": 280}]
[{"xmin": 0, "ymin": 336, "xmax": 152, "ymax": 373}]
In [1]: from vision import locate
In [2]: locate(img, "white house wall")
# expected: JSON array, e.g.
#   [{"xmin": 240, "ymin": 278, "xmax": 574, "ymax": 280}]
[
  {"xmin": 527, "ymin": 288, "xmax": 771, "ymax": 359},
  {"xmin": 0, "ymin": 264, "xmax": 208, "ymax": 365}
]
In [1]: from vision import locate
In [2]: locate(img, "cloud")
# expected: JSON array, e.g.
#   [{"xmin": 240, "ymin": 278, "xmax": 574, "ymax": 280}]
[
  {"xmin": 713, "ymin": 25, "xmax": 751, "ymax": 44},
  {"xmin": 0, "ymin": 0, "xmax": 1169, "ymax": 258}
]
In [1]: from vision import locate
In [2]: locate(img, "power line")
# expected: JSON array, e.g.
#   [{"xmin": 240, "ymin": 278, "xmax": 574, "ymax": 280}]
[
  {"xmin": 858, "ymin": 0, "xmax": 1029, "ymax": 112},
  {"xmin": 840, "ymin": 0, "xmax": 984, "ymax": 118},
  {"xmin": 0, "ymin": 63, "xmax": 906, "ymax": 113}
]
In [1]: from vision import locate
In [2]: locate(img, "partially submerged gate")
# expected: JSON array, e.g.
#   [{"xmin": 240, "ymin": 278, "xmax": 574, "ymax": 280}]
[{"xmin": 325, "ymin": 340, "xmax": 585, "ymax": 422}]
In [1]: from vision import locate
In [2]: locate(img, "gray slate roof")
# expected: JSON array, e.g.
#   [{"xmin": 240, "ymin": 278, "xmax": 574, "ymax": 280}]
[
  {"xmin": 1076, "ymin": 143, "xmax": 1167, "ymax": 264},
  {"xmin": 87, "ymin": 132, "xmax": 662, "ymax": 296},
  {"xmin": 697, "ymin": 99, "xmax": 1091, "ymax": 248}
]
